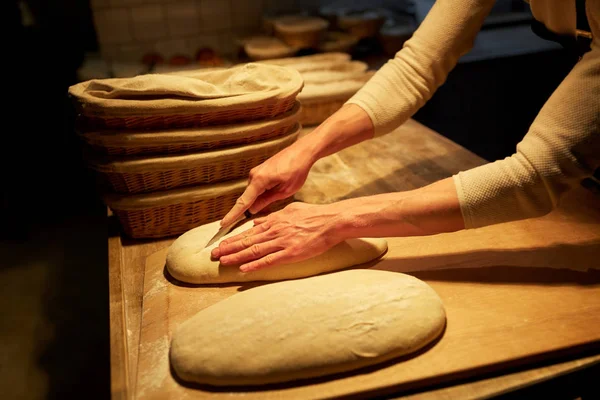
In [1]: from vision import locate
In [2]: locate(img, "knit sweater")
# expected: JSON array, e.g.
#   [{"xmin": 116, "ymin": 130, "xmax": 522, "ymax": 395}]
[{"xmin": 347, "ymin": 0, "xmax": 599, "ymax": 229}]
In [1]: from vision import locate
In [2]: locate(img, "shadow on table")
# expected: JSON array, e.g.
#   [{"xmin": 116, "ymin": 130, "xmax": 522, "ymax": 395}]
[{"xmin": 363, "ymin": 239, "xmax": 600, "ymax": 286}]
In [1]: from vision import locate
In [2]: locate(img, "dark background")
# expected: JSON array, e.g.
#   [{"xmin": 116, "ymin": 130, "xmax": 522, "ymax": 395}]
[{"xmin": 1, "ymin": 0, "xmax": 589, "ymax": 399}]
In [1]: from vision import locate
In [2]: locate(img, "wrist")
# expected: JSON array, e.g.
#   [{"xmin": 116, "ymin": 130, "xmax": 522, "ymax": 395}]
[
  {"xmin": 318, "ymin": 202, "xmax": 358, "ymax": 242},
  {"xmin": 299, "ymin": 104, "xmax": 375, "ymax": 162}
]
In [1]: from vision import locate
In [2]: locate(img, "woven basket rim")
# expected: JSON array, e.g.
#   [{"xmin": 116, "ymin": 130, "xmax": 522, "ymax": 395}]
[
  {"xmin": 318, "ymin": 32, "xmax": 358, "ymax": 52},
  {"xmin": 104, "ymin": 178, "xmax": 248, "ymax": 210},
  {"xmin": 78, "ymin": 101, "xmax": 301, "ymax": 148},
  {"xmin": 298, "ymin": 71, "xmax": 375, "ymax": 102},
  {"xmin": 87, "ymin": 123, "xmax": 301, "ymax": 173},
  {"xmin": 301, "ymin": 61, "xmax": 369, "ymax": 84},
  {"xmin": 244, "ymin": 43, "xmax": 298, "ymax": 61},
  {"xmin": 273, "ymin": 16, "xmax": 329, "ymax": 34},
  {"xmin": 68, "ymin": 63, "xmax": 304, "ymax": 118},
  {"xmin": 260, "ymin": 52, "xmax": 351, "ymax": 68}
]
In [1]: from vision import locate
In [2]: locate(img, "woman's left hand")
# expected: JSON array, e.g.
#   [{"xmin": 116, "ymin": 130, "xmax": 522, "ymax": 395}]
[{"xmin": 211, "ymin": 202, "xmax": 346, "ymax": 272}]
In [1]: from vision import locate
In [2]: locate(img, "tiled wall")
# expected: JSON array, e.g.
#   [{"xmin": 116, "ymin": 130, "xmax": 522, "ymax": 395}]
[
  {"xmin": 90, "ymin": 0, "xmax": 323, "ymax": 63},
  {"xmin": 88, "ymin": 0, "xmax": 418, "ymax": 63}
]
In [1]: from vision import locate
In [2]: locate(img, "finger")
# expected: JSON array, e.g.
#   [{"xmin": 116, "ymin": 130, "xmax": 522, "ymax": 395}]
[
  {"xmin": 219, "ymin": 223, "xmax": 268, "ymax": 247},
  {"xmin": 249, "ymin": 187, "xmax": 288, "ymax": 214},
  {"xmin": 219, "ymin": 240, "xmax": 285, "ymax": 266},
  {"xmin": 211, "ymin": 224, "xmax": 269, "ymax": 258},
  {"xmin": 213, "ymin": 228, "xmax": 273, "ymax": 259},
  {"xmin": 253, "ymin": 216, "xmax": 268, "ymax": 225},
  {"xmin": 221, "ymin": 184, "xmax": 264, "ymax": 227},
  {"xmin": 239, "ymin": 249, "xmax": 295, "ymax": 273}
]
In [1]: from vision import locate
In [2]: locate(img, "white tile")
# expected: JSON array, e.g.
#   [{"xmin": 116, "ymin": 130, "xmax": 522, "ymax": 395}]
[
  {"xmin": 155, "ymin": 38, "xmax": 192, "ymax": 59},
  {"xmin": 109, "ymin": 0, "xmax": 144, "ymax": 6},
  {"xmin": 217, "ymin": 33, "xmax": 236, "ymax": 56},
  {"xmin": 117, "ymin": 43, "xmax": 147, "ymax": 62},
  {"xmin": 230, "ymin": 0, "xmax": 263, "ymax": 15},
  {"xmin": 90, "ymin": 0, "xmax": 111, "ymax": 10},
  {"xmin": 231, "ymin": 11, "xmax": 261, "ymax": 30},
  {"xmin": 100, "ymin": 44, "xmax": 120, "ymax": 62},
  {"xmin": 200, "ymin": 0, "xmax": 231, "ymax": 16},
  {"xmin": 165, "ymin": 1, "xmax": 200, "ymax": 36},
  {"xmin": 199, "ymin": 12, "xmax": 231, "ymax": 31},
  {"xmin": 131, "ymin": 4, "xmax": 168, "ymax": 40},
  {"xmin": 188, "ymin": 34, "xmax": 223, "ymax": 55},
  {"xmin": 93, "ymin": 8, "xmax": 133, "ymax": 44}
]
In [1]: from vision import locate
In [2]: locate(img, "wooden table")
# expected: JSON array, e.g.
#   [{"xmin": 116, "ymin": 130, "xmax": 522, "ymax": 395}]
[{"xmin": 108, "ymin": 119, "xmax": 600, "ymax": 399}]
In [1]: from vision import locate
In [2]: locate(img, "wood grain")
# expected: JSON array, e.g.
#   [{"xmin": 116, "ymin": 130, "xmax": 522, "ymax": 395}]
[
  {"xmin": 134, "ymin": 184, "xmax": 600, "ymax": 399},
  {"xmin": 108, "ymin": 233, "xmax": 129, "ymax": 400},
  {"xmin": 393, "ymin": 352, "xmax": 600, "ymax": 400},
  {"xmin": 108, "ymin": 119, "xmax": 600, "ymax": 398},
  {"xmin": 296, "ymin": 120, "xmax": 485, "ymax": 205},
  {"xmin": 109, "ymin": 119, "xmax": 483, "ymax": 396}
]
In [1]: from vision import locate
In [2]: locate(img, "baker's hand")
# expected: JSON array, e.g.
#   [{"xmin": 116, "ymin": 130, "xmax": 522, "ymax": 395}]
[
  {"xmin": 219, "ymin": 144, "xmax": 315, "ymax": 227},
  {"xmin": 212, "ymin": 202, "xmax": 346, "ymax": 272}
]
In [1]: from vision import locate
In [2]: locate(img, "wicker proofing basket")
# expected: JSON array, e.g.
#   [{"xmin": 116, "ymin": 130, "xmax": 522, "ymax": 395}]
[
  {"xmin": 242, "ymin": 36, "xmax": 298, "ymax": 61},
  {"xmin": 78, "ymin": 101, "xmax": 301, "ymax": 156},
  {"xmin": 260, "ymin": 52, "xmax": 351, "ymax": 72},
  {"xmin": 338, "ymin": 12, "xmax": 387, "ymax": 39},
  {"xmin": 68, "ymin": 63, "xmax": 304, "ymax": 130},
  {"xmin": 318, "ymin": 31, "xmax": 358, "ymax": 53},
  {"xmin": 301, "ymin": 61, "xmax": 368, "ymax": 84},
  {"xmin": 87, "ymin": 123, "xmax": 301, "ymax": 194},
  {"xmin": 105, "ymin": 179, "xmax": 294, "ymax": 239},
  {"xmin": 273, "ymin": 16, "xmax": 330, "ymax": 48},
  {"xmin": 298, "ymin": 72, "xmax": 375, "ymax": 126}
]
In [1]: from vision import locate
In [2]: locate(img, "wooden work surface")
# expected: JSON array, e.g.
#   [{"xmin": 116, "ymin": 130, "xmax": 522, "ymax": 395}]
[{"xmin": 108, "ymin": 119, "xmax": 600, "ymax": 399}]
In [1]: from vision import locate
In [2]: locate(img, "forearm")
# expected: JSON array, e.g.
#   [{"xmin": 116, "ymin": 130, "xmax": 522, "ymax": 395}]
[
  {"xmin": 455, "ymin": 46, "xmax": 600, "ymax": 229},
  {"xmin": 293, "ymin": 103, "xmax": 375, "ymax": 163},
  {"xmin": 331, "ymin": 177, "xmax": 464, "ymax": 239},
  {"xmin": 347, "ymin": 0, "xmax": 495, "ymax": 136}
]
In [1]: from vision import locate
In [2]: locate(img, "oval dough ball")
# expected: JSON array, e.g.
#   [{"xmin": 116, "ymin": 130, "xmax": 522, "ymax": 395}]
[
  {"xmin": 166, "ymin": 220, "xmax": 388, "ymax": 284},
  {"xmin": 170, "ymin": 269, "xmax": 446, "ymax": 386}
]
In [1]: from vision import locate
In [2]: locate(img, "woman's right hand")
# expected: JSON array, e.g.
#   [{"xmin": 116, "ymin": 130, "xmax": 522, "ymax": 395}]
[
  {"xmin": 220, "ymin": 103, "xmax": 376, "ymax": 227},
  {"xmin": 219, "ymin": 141, "xmax": 316, "ymax": 227}
]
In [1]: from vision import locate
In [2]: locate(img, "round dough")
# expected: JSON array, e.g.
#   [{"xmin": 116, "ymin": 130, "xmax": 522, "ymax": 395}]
[
  {"xmin": 166, "ymin": 220, "xmax": 387, "ymax": 284},
  {"xmin": 170, "ymin": 269, "xmax": 446, "ymax": 386}
]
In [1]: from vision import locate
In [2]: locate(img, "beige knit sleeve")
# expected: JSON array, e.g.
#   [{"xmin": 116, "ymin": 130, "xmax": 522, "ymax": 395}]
[
  {"xmin": 454, "ymin": 44, "xmax": 600, "ymax": 228},
  {"xmin": 346, "ymin": 0, "xmax": 496, "ymax": 136}
]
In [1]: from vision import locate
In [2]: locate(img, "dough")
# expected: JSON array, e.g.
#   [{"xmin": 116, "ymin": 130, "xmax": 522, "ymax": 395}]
[
  {"xmin": 166, "ymin": 219, "xmax": 387, "ymax": 284},
  {"xmin": 170, "ymin": 269, "xmax": 446, "ymax": 386}
]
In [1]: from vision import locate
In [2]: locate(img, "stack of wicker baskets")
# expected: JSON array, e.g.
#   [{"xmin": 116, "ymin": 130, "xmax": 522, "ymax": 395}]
[
  {"xmin": 68, "ymin": 63, "xmax": 304, "ymax": 238},
  {"xmin": 262, "ymin": 53, "xmax": 374, "ymax": 126}
]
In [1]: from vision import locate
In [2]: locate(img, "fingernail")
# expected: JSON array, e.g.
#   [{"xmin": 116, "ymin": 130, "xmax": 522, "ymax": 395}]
[{"xmin": 211, "ymin": 248, "xmax": 220, "ymax": 258}]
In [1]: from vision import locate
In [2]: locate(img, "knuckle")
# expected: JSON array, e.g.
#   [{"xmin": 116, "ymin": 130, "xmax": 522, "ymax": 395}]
[
  {"xmin": 250, "ymin": 244, "xmax": 262, "ymax": 257},
  {"xmin": 286, "ymin": 202, "xmax": 300, "ymax": 211},
  {"xmin": 288, "ymin": 245, "xmax": 301, "ymax": 257},
  {"xmin": 241, "ymin": 237, "xmax": 253, "ymax": 248},
  {"xmin": 263, "ymin": 254, "xmax": 275, "ymax": 266},
  {"xmin": 235, "ymin": 197, "xmax": 248, "ymax": 207}
]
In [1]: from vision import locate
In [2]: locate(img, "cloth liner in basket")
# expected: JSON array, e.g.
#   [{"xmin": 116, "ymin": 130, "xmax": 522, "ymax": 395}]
[
  {"xmin": 79, "ymin": 101, "xmax": 301, "ymax": 156},
  {"xmin": 68, "ymin": 63, "xmax": 304, "ymax": 130},
  {"xmin": 87, "ymin": 123, "xmax": 301, "ymax": 194},
  {"xmin": 298, "ymin": 71, "xmax": 375, "ymax": 126},
  {"xmin": 104, "ymin": 178, "xmax": 294, "ymax": 239}
]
